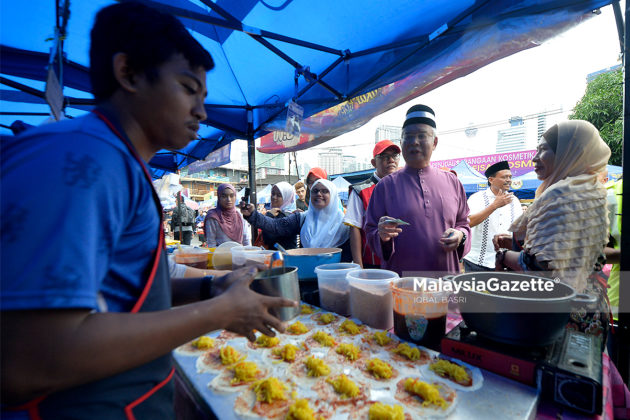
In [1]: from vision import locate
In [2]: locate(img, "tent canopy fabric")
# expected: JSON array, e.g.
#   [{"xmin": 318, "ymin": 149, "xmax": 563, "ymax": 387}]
[
  {"xmin": 332, "ymin": 176, "xmax": 351, "ymax": 202},
  {"xmin": 0, "ymin": 0, "xmax": 613, "ymax": 175},
  {"xmin": 450, "ymin": 160, "xmax": 488, "ymax": 193}
]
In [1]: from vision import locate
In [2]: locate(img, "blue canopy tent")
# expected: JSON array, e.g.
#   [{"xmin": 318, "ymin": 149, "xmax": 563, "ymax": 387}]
[
  {"xmin": 332, "ymin": 176, "xmax": 351, "ymax": 203},
  {"xmin": 0, "ymin": 0, "xmax": 615, "ymax": 198},
  {"xmin": 450, "ymin": 160, "xmax": 488, "ymax": 195}
]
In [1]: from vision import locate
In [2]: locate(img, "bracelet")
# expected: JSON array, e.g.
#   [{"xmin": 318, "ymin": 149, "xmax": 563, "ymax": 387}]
[
  {"xmin": 497, "ymin": 248, "xmax": 508, "ymax": 266},
  {"xmin": 200, "ymin": 275, "xmax": 214, "ymax": 300}
]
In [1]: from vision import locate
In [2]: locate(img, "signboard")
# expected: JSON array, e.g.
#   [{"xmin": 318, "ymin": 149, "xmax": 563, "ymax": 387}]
[
  {"xmin": 186, "ymin": 144, "xmax": 231, "ymax": 175},
  {"xmin": 431, "ymin": 150, "xmax": 536, "ymax": 178}
]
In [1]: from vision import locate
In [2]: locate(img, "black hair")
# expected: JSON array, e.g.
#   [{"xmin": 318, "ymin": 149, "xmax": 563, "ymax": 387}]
[{"xmin": 89, "ymin": 1, "xmax": 214, "ymax": 101}]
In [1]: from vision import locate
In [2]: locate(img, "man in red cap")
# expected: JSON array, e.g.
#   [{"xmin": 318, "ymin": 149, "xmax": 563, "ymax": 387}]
[
  {"xmin": 344, "ymin": 140, "xmax": 400, "ymax": 268},
  {"xmin": 304, "ymin": 167, "xmax": 328, "ymax": 206}
]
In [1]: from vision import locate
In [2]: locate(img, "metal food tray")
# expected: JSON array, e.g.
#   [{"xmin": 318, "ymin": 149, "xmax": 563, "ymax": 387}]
[{"xmin": 173, "ymin": 318, "xmax": 539, "ymax": 419}]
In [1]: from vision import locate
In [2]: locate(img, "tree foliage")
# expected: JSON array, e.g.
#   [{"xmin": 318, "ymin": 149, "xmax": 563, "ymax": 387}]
[{"xmin": 569, "ymin": 67, "xmax": 622, "ymax": 165}]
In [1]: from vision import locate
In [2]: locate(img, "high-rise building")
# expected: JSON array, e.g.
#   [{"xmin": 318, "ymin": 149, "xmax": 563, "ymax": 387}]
[
  {"xmin": 375, "ymin": 124, "xmax": 402, "ymax": 148},
  {"xmin": 255, "ymin": 149, "xmax": 286, "ymax": 178},
  {"xmin": 342, "ymin": 155, "xmax": 357, "ymax": 173},
  {"xmin": 496, "ymin": 116, "xmax": 526, "ymax": 153},
  {"xmin": 318, "ymin": 148, "xmax": 343, "ymax": 175}
]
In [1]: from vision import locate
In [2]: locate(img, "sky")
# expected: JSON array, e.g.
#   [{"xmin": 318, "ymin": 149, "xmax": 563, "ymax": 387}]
[{"xmin": 290, "ymin": 2, "xmax": 623, "ymax": 168}]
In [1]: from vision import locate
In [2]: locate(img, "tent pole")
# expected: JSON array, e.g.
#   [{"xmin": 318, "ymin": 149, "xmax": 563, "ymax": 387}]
[
  {"xmin": 247, "ymin": 109, "xmax": 257, "ymax": 241},
  {"xmin": 616, "ymin": 0, "xmax": 630, "ymax": 384}
]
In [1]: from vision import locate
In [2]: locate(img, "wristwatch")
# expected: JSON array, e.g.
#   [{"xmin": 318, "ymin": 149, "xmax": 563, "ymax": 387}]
[{"xmin": 459, "ymin": 231, "xmax": 467, "ymax": 246}]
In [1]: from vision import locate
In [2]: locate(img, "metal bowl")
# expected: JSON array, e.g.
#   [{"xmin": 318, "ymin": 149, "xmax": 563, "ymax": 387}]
[{"xmin": 251, "ymin": 266, "xmax": 301, "ymax": 321}]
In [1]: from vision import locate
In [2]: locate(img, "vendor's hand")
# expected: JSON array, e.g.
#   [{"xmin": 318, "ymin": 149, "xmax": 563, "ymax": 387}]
[
  {"xmin": 268, "ymin": 208, "xmax": 281, "ymax": 217},
  {"xmin": 492, "ymin": 233, "xmax": 513, "ymax": 251},
  {"xmin": 492, "ymin": 190, "xmax": 515, "ymax": 209},
  {"xmin": 215, "ymin": 267, "xmax": 298, "ymax": 341},
  {"xmin": 211, "ymin": 265, "xmax": 266, "ymax": 296},
  {"xmin": 239, "ymin": 202, "xmax": 255, "ymax": 217},
  {"xmin": 378, "ymin": 216, "xmax": 402, "ymax": 242},
  {"xmin": 439, "ymin": 228, "xmax": 463, "ymax": 252}
]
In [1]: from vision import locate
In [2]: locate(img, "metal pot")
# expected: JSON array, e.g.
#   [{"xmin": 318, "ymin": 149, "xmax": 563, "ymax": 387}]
[
  {"xmin": 251, "ymin": 266, "xmax": 301, "ymax": 321},
  {"xmin": 283, "ymin": 248, "xmax": 342, "ymax": 280},
  {"xmin": 451, "ymin": 272, "xmax": 587, "ymax": 346}
]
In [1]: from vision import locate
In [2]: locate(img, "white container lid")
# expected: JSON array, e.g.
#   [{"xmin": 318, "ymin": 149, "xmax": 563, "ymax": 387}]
[{"xmin": 347, "ymin": 269, "xmax": 398, "ymax": 289}]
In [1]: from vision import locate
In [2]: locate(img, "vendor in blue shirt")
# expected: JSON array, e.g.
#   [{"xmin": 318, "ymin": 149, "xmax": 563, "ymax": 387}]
[{"xmin": 0, "ymin": 3, "xmax": 296, "ymax": 419}]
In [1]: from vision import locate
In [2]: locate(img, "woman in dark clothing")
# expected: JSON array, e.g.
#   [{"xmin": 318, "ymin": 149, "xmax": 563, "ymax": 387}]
[
  {"xmin": 241, "ymin": 179, "xmax": 352, "ymax": 262},
  {"xmin": 259, "ymin": 182, "xmax": 298, "ymax": 250}
]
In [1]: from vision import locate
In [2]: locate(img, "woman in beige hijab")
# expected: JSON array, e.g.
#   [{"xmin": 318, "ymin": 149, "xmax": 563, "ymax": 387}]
[{"xmin": 495, "ymin": 120, "xmax": 610, "ymax": 293}]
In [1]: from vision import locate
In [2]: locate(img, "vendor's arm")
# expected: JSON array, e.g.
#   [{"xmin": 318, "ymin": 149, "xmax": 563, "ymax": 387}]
[
  {"xmin": 348, "ymin": 227, "xmax": 363, "ymax": 267},
  {"xmin": 2, "ymin": 267, "xmax": 297, "ymax": 405}
]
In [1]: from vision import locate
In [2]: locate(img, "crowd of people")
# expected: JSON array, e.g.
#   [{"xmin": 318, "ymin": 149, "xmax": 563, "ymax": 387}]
[{"xmin": 0, "ymin": 1, "xmax": 622, "ymax": 418}]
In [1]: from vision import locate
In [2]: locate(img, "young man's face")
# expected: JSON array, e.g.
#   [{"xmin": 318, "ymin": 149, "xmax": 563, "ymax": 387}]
[
  {"xmin": 296, "ymin": 186, "xmax": 306, "ymax": 201},
  {"xmin": 133, "ymin": 53, "xmax": 208, "ymax": 153}
]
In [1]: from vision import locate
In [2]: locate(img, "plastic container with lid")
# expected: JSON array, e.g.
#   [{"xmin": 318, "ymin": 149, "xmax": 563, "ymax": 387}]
[
  {"xmin": 314, "ymin": 262, "xmax": 359, "ymax": 316},
  {"xmin": 211, "ymin": 241, "xmax": 240, "ymax": 270},
  {"xmin": 347, "ymin": 269, "xmax": 399, "ymax": 329},
  {"xmin": 173, "ymin": 247, "xmax": 210, "ymax": 269},
  {"xmin": 230, "ymin": 245, "xmax": 263, "ymax": 268},
  {"xmin": 390, "ymin": 277, "xmax": 450, "ymax": 349}
]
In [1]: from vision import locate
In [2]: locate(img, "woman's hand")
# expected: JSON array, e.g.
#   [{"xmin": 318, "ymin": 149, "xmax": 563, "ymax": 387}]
[
  {"xmin": 239, "ymin": 202, "xmax": 255, "ymax": 217},
  {"xmin": 492, "ymin": 234, "xmax": 512, "ymax": 251}
]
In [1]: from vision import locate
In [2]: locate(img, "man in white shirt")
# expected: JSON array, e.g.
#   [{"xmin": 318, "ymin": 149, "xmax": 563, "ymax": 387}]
[
  {"xmin": 343, "ymin": 140, "xmax": 400, "ymax": 268},
  {"xmin": 463, "ymin": 161, "xmax": 522, "ymax": 271}
]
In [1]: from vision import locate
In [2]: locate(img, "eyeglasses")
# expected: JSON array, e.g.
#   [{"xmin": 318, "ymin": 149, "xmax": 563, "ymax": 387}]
[
  {"xmin": 402, "ymin": 132, "xmax": 434, "ymax": 143},
  {"xmin": 311, "ymin": 188, "xmax": 330, "ymax": 196},
  {"xmin": 376, "ymin": 153, "xmax": 400, "ymax": 161}
]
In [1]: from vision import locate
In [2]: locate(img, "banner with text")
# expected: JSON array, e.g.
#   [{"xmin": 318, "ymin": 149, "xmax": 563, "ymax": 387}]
[{"xmin": 431, "ymin": 150, "xmax": 536, "ymax": 178}]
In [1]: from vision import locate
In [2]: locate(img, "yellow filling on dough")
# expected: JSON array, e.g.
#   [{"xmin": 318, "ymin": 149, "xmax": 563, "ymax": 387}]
[
  {"xmin": 403, "ymin": 378, "xmax": 448, "ymax": 410},
  {"xmin": 252, "ymin": 377, "xmax": 287, "ymax": 403},
  {"xmin": 286, "ymin": 398, "xmax": 316, "ymax": 420},
  {"xmin": 220, "ymin": 346, "xmax": 244, "ymax": 365},
  {"xmin": 319, "ymin": 313, "xmax": 335, "ymax": 324},
  {"xmin": 273, "ymin": 344, "xmax": 300, "ymax": 362},
  {"xmin": 335, "ymin": 343, "xmax": 361, "ymax": 361},
  {"xmin": 304, "ymin": 356, "xmax": 330, "ymax": 377},
  {"xmin": 300, "ymin": 304, "xmax": 315, "ymax": 314},
  {"xmin": 326, "ymin": 374, "xmax": 359, "ymax": 398},
  {"xmin": 429, "ymin": 359, "xmax": 470, "ymax": 384},
  {"xmin": 372, "ymin": 331, "xmax": 392, "ymax": 346},
  {"xmin": 231, "ymin": 361, "xmax": 260, "ymax": 384},
  {"xmin": 392, "ymin": 343, "xmax": 421, "ymax": 361},
  {"xmin": 311, "ymin": 331, "xmax": 335, "ymax": 347},
  {"xmin": 368, "ymin": 402, "xmax": 405, "ymax": 420},
  {"xmin": 191, "ymin": 336, "xmax": 215, "ymax": 350},
  {"xmin": 339, "ymin": 320, "xmax": 361, "ymax": 335},
  {"xmin": 255, "ymin": 334, "xmax": 280, "ymax": 348},
  {"xmin": 366, "ymin": 358, "xmax": 393, "ymax": 379},
  {"xmin": 288, "ymin": 321, "xmax": 309, "ymax": 335}
]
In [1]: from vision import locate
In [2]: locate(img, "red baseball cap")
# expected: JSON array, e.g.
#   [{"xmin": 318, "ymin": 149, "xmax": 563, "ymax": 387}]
[
  {"xmin": 307, "ymin": 167, "xmax": 328, "ymax": 180},
  {"xmin": 373, "ymin": 140, "xmax": 401, "ymax": 158}
]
